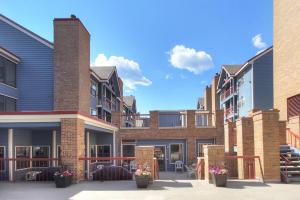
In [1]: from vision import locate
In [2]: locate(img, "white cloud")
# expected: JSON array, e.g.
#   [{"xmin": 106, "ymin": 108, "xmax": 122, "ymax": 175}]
[
  {"xmin": 168, "ymin": 45, "xmax": 214, "ymax": 75},
  {"xmin": 252, "ymin": 34, "xmax": 267, "ymax": 49},
  {"xmin": 92, "ymin": 54, "xmax": 152, "ymax": 90},
  {"xmin": 165, "ymin": 74, "xmax": 173, "ymax": 80}
]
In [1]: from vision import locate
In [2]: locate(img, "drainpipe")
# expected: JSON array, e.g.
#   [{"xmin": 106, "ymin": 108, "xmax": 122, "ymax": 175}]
[{"xmin": 8, "ymin": 129, "xmax": 13, "ymax": 181}]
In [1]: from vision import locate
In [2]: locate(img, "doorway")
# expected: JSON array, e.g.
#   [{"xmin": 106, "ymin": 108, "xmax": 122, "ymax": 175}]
[{"xmin": 154, "ymin": 146, "xmax": 166, "ymax": 171}]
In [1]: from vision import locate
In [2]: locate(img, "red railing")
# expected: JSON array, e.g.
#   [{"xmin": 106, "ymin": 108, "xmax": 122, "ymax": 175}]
[
  {"xmin": 0, "ymin": 158, "xmax": 62, "ymax": 182},
  {"xmin": 224, "ymin": 107, "xmax": 234, "ymax": 118},
  {"xmin": 287, "ymin": 129, "xmax": 300, "ymax": 150},
  {"xmin": 224, "ymin": 155, "xmax": 264, "ymax": 182},
  {"xmin": 220, "ymin": 87, "xmax": 235, "ymax": 100}
]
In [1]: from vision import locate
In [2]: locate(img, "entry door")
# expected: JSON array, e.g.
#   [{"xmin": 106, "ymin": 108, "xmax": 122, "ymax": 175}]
[{"xmin": 154, "ymin": 146, "xmax": 166, "ymax": 171}]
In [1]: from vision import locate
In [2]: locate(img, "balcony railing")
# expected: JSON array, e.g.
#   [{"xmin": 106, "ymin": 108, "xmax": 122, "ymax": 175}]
[
  {"xmin": 98, "ymin": 97, "xmax": 117, "ymax": 111},
  {"xmin": 220, "ymin": 87, "xmax": 235, "ymax": 101},
  {"xmin": 158, "ymin": 113, "xmax": 187, "ymax": 128},
  {"xmin": 121, "ymin": 114, "xmax": 150, "ymax": 128}
]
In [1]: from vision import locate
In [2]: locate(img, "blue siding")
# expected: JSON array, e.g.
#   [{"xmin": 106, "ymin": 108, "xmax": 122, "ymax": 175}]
[
  {"xmin": 136, "ymin": 139, "xmax": 187, "ymax": 171},
  {"xmin": 0, "ymin": 83, "xmax": 18, "ymax": 99},
  {"xmin": 0, "ymin": 20, "xmax": 54, "ymax": 111},
  {"xmin": 237, "ymin": 66, "xmax": 253, "ymax": 117},
  {"xmin": 253, "ymin": 50, "xmax": 273, "ymax": 110}
]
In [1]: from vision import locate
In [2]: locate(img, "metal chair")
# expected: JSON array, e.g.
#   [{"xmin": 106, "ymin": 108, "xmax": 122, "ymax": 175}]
[
  {"xmin": 129, "ymin": 160, "xmax": 137, "ymax": 172},
  {"xmin": 174, "ymin": 160, "xmax": 184, "ymax": 173}
]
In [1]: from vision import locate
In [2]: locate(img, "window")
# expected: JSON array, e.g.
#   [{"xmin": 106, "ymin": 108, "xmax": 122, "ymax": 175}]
[
  {"xmin": 32, "ymin": 146, "xmax": 50, "ymax": 167},
  {"xmin": 15, "ymin": 146, "xmax": 31, "ymax": 170},
  {"xmin": 90, "ymin": 108, "xmax": 97, "ymax": 116},
  {"xmin": 0, "ymin": 95, "xmax": 16, "ymax": 112},
  {"xmin": 90, "ymin": 145, "xmax": 111, "ymax": 163},
  {"xmin": 0, "ymin": 146, "xmax": 5, "ymax": 171},
  {"xmin": 122, "ymin": 144, "xmax": 135, "ymax": 157},
  {"xmin": 196, "ymin": 114, "xmax": 208, "ymax": 127},
  {"xmin": 287, "ymin": 94, "xmax": 300, "ymax": 119},
  {"xmin": 90, "ymin": 80, "xmax": 97, "ymax": 97},
  {"xmin": 0, "ymin": 56, "xmax": 16, "ymax": 87},
  {"xmin": 170, "ymin": 144, "xmax": 183, "ymax": 163}
]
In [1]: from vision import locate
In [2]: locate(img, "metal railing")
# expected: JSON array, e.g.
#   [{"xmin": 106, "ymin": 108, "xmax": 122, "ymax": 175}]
[
  {"xmin": 0, "ymin": 158, "xmax": 62, "ymax": 182},
  {"xmin": 287, "ymin": 129, "xmax": 300, "ymax": 150},
  {"xmin": 220, "ymin": 87, "xmax": 235, "ymax": 101},
  {"xmin": 121, "ymin": 114, "xmax": 150, "ymax": 128},
  {"xmin": 280, "ymin": 154, "xmax": 291, "ymax": 183},
  {"xmin": 158, "ymin": 113, "xmax": 187, "ymax": 128}
]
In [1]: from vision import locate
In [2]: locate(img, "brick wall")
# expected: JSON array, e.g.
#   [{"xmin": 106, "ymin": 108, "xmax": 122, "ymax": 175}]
[
  {"xmin": 204, "ymin": 86, "xmax": 212, "ymax": 112},
  {"xmin": 211, "ymin": 74, "xmax": 220, "ymax": 113},
  {"xmin": 54, "ymin": 17, "xmax": 90, "ymax": 114},
  {"xmin": 253, "ymin": 110, "xmax": 280, "ymax": 181},
  {"xmin": 236, "ymin": 117, "xmax": 254, "ymax": 179},
  {"xmin": 60, "ymin": 118, "xmax": 85, "ymax": 181},
  {"xmin": 224, "ymin": 122, "xmax": 236, "ymax": 153},
  {"xmin": 274, "ymin": 0, "xmax": 300, "ymax": 120}
]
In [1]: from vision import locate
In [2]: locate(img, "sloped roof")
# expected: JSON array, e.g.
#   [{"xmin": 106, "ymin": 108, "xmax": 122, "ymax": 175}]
[
  {"xmin": 222, "ymin": 65, "xmax": 243, "ymax": 75},
  {"xmin": 123, "ymin": 96, "xmax": 135, "ymax": 107},
  {"xmin": 0, "ymin": 14, "xmax": 53, "ymax": 49},
  {"xmin": 91, "ymin": 66, "xmax": 116, "ymax": 80}
]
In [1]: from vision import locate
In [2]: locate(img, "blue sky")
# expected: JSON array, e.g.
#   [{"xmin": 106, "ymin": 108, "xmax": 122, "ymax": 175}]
[{"xmin": 0, "ymin": 0, "xmax": 273, "ymax": 113}]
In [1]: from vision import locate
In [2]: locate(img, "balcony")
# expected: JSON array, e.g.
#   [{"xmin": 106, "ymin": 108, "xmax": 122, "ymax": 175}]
[
  {"xmin": 158, "ymin": 112, "xmax": 187, "ymax": 128},
  {"xmin": 224, "ymin": 107, "xmax": 237, "ymax": 120},
  {"xmin": 195, "ymin": 111, "xmax": 213, "ymax": 127},
  {"xmin": 220, "ymin": 87, "xmax": 236, "ymax": 102},
  {"xmin": 98, "ymin": 97, "xmax": 117, "ymax": 111},
  {"xmin": 121, "ymin": 114, "xmax": 150, "ymax": 128}
]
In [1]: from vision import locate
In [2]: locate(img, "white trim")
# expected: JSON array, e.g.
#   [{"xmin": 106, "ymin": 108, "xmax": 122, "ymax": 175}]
[
  {"xmin": 0, "ymin": 14, "xmax": 53, "ymax": 49},
  {"xmin": 0, "ymin": 92, "xmax": 18, "ymax": 100},
  {"xmin": 8, "ymin": 129, "xmax": 13, "ymax": 181},
  {"xmin": 51, "ymin": 130, "xmax": 57, "ymax": 167},
  {"xmin": 0, "ymin": 48, "xmax": 20, "ymax": 64},
  {"xmin": 0, "ymin": 146, "xmax": 5, "ymax": 172},
  {"xmin": 169, "ymin": 143, "xmax": 184, "ymax": 164},
  {"xmin": 0, "ymin": 82, "xmax": 18, "ymax": 91}
]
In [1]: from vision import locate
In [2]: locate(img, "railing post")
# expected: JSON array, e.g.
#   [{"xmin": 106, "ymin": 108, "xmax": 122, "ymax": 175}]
[{"xmin": 8, "ymin": 128, "xmax": 13, "ymax": 181}]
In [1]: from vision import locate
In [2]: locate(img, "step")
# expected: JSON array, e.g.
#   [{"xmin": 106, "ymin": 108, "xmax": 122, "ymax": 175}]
[
  {"xmin": 280, "ymin": 145, "xmax": 291, "ymax": 150},
  {"xmin": 280, "ymin": 165, "xmax": 300, "ymax": 170},
  {"xmin": 288, "ymin": 177, "xmax": 300, "ymax": 182},
  {"xmin": 287, "ymin": 171, "xmax": 300, "ymax": 175},
  {"xmin": 280, "ymin": 160, "xmax": 300, "ymax": 165}
]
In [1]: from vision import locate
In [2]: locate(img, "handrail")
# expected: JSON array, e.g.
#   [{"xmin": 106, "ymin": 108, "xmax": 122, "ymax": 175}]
[
  {"xmin": 280, "ymin": 154, "xmax": 290, "ymax": 183},
  {"xmin": 79, "ymin": 157, "xmax": 136, "ymax": 161}
]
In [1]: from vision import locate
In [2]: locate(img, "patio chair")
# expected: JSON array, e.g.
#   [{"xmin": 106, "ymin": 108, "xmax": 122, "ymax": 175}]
[
  {"xmin": 129, "ymin": 160, "xmax": 137, "ymax": 172},
  {"xmin": 185, "ymin": 165, "xmax": 196, "ymax": 179},
  {"xmin": 175, "ymin": 160, "xmax": 184, "ymax": 173}
]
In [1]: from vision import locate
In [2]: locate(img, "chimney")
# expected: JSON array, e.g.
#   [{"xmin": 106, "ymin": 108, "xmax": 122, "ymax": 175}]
[{"xmin": 53, "ymin": 15, "xmax": 91, "ymax": 113}]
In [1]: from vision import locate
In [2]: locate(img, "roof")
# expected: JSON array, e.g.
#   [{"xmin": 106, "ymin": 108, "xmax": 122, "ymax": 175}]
[
  {"xmin": 91, "ymin": 66, "xmax": 116, "ymax": 80},
  {"xmin": 123, "ymin": 96, "xmax": 135, "ymax": 107},
  {"xmin": 222, "ymin": 65, "xmax": 243, "ymax": 75},
  {"xmin": 0, "ymin": 14, "xmax": 53, "ymax": 49}
]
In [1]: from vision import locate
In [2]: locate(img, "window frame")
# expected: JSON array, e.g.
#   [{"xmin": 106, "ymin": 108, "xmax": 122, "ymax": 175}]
[
  {"xmin": 32, "ymin": 145, "xmax": 50, "ymax": 167},
  {"xmin": 0, "ymin": 94, "xmax": 17, "ymax": 112},
  {"xmin": 169, "ymin": 143, "xmax": 183, "ymax": 164},
  {"xmin": 0, "ymin": 55, "xmax": 17, "ymax": 88},
  {"xmin": 0, "ymin": 146, "xmax": 5, "ymax": 172},
  {"xmin": 15, "ymin": 146, "xmax": 32, "ymax": 171},
  {"xmin": 90, "ymin": 79, "xmax": 98, "ymax": 98},
  {"xmin": 90, "ymin": 144, "xmax": 112, "ymax": 163}
]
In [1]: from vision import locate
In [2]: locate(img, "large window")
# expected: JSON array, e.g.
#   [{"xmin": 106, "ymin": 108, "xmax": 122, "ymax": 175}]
[
  {"xmin": 122, "ymin": 144, "xmax": 135, "ymax": 157},
  {"xmin": 170, "ymin": 144, "xmax": 183, "ymax": 164},
  {"xmin": 0, "ymin": 95, "xmax": 16, "ymax": 112},
  {"xmin": 15, "ymin": 146, "xmax": 31, "ymax": 170},
  {"xmin": 0, "ymin": 146, "xmax": 5, "ymax": 171},
  {"xmin": 15, "ymin": 146, "xmax": 50, "ymax": 170},
  {"xmin": 32, "ymin": 146, "xmax": 50, "ymax": 167},
  {"xmin": 0, "ymin": 56, "xmax": 16, "ymax": 87},
  {"xmin": 196, "ymin": 114, "xmax": 208, "ymax": 127},
  {"xmin": 90, "ymin": 145, "xmax": 111, "ymax": 163}
]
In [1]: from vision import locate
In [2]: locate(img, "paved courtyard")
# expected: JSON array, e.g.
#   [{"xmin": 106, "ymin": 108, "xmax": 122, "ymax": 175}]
[{"xmin": 0, "ymin": 173, "xmax": 299, "ymax": 200}]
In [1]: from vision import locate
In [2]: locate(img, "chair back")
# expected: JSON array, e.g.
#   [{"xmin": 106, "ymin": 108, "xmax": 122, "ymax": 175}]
[
  {"xmin": 175, "ymin": 160, "xmax": 183, "ymax": 168},
  {"xmin": 129, "ymin": 160, "xmax": 137, "ymax": 171}
]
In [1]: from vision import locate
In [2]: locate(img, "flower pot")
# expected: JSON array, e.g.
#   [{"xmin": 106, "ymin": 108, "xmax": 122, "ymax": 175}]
[
  {"xmin": 54, "ymin": 175, "xmax": 73, "ymax": 188},
  {"xmin": 135, "ymin": 175, "xmax": 150, "ymax": 188},
  {"xmin": 212, "ymin": 173, "xmax": 227, "ymax": 187}
]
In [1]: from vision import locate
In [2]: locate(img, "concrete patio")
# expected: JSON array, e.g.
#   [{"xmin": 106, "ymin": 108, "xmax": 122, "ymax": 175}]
[{"xmin": 0, "ymin": 173, "xmax": 299, "ymax": 200}]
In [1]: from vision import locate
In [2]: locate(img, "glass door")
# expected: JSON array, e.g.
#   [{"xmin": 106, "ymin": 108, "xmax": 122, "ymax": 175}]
[{"xmin": 154, "ymin": 146, "xmax": 166, "ymax": 171}]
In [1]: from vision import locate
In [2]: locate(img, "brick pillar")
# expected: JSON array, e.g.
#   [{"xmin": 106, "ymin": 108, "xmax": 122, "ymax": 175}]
[
  {"xmin": 204, "ymin": 145, "xmax": 225, "ymax": 182},
  {"xmin": 236, "ymin": 117, "xmax": 254, "ymax": 179},
  {"xmin": 187, "ymin": 137, "xmax": 197, "ymax": 165},
  {"xmin": 253, "ymin": 110, "xmax": 280, "ymax": 182},
  {"xmin": 187, "ymin": 110, "xmax": 195, "ymax": 129},
  {"xmin": 215, "ymin": 110, "xmax": 224, "ymax": 144},
  {"xmin": 61, "ymin": 118, "xmax": 85, "ymax": 181},
  {"xmin": 135, "ymin": 146, "xmax": 155, "ymax": 181},
  {"xmin": 150, "ymin": 111, "xmax": 158, "ymax": 129},
  {"xmin": 224, "ymin": 122, "xmax": 236, "ymax": 153},
  {"xmin": 279, "ymin": 121, "xmax": 287, "ymax": 145}
]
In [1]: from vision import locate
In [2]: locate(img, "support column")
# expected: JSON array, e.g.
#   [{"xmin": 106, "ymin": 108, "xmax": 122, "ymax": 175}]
[
  {"xmin": 253, "ymin": 110, "xmax": 280, "ymax": 182},
  {"xmin": 52, "ymin": 130, "xmax": 57, "ymax": 167},
  {"xmin": 8, "ymin": 129, "xmax": 13, "ymax": 181},
  {"xmin": 204, "ymin": 145, "xmax": 225, "ymax": 183},
  {"xmin": 236, "ymin": 117, "xmax": 254, "ymax": 179},
  {"xmin": 113, "ymin": 130, "xmax": 116, "ymax": 165},
  {"xmin": 61, "ymin": 118, "xmax": 85, "ymax": 181},
  {"xmin": 86, "ymin": 131, "xmax": 90, "ymax": 180}
]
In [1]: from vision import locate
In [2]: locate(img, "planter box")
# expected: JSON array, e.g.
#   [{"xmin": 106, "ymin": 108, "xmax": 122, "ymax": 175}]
[
  {"xmin": 54, "ymin": 175, "xmax": 73, "ymax": 188},
  {"xmin": 135, "ymin": 176, "xmax": 150, "ymax": 188},
  {"xmin": 211, "ymin": 173, "xmax": 227, "ymax": 187}
]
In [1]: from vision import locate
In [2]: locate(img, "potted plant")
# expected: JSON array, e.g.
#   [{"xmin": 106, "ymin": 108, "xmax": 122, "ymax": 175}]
[
  {"xmin": 209, "ymin": 166, "xmax": 228, "ymax": 187},
  {"xmin": 134, "ymin": 164, "xmax": 151, "ymax": 188},
  {"xmin": 54, "ymin": 170, "xmax": 74, "ymax": 188}
]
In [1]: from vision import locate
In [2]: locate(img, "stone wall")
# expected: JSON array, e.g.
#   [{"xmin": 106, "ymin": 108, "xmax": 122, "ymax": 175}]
[
  {"xmin": 135, "ymin": 146, "xmax": 155, "ymax": 181},
  {"xmin": 224, "ymin": 122, "xmax": 236, "ymax": 153},
  {"xmin": 203, "ymin": 145, "xmax": 225, "ymax": 182}
]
